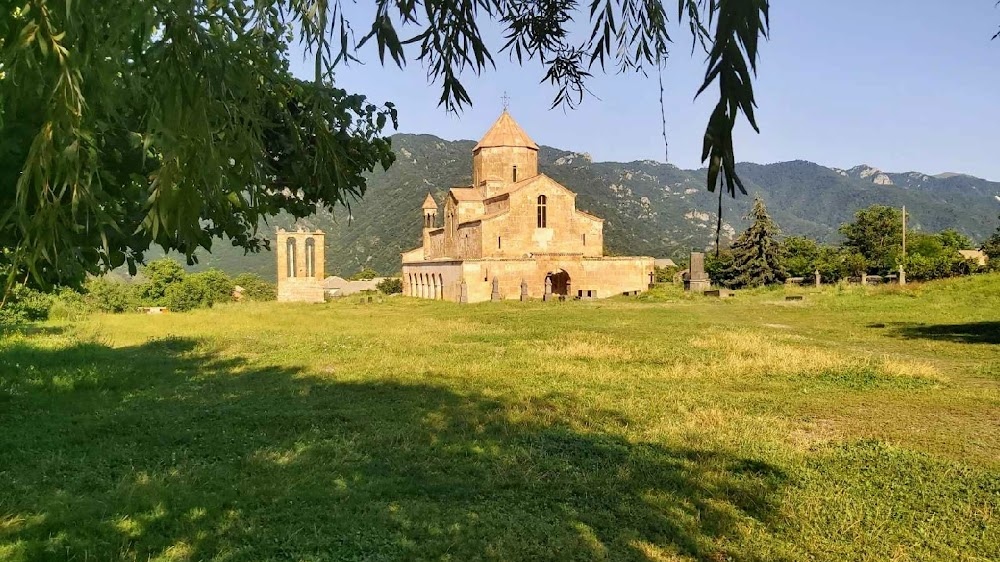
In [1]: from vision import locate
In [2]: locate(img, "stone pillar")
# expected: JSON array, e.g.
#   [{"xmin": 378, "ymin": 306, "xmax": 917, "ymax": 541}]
[
  {"xmin": 814, "ymin": 269, "xmax": 821, "ymax": 288},
  {"xmin": 543, "ymin": 276, "xmax": 552, "ymax": 301},
  {"xmin": 460, "ymin": 279, "xmax": 468, "ymax": 304},
  {"xmin": 491, "ymin": 276, "xmax": 501, "ymax": 302},
  {"xmin": 566, "ymin": 279, "xmax": 572, "ymax": 299},
  {"xmin": 520, "ymin": 279, "xmax": 529, "ymax": 302},
  {"xmin": 860, "ymin": 273, "xmax": 868, "ymax": 286},
  {"xmin": 685, "ymin": 252, "xmax": 711, "ymax": 292},
  {"xmin": 898, "ymin": 265, "xmax": 906, "ymax": 286}
]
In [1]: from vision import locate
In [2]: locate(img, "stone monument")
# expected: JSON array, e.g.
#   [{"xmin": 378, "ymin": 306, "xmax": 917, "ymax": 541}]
[
  {"xmin": 814, "ymin": 269, "xmax": 821, "ymax": 288},
  {"xmin": 684, "ymin": 252, "xmax": 711, "ymax": 292},
  {"xmin": 460, "ymin": 280, "xmax": 468, "ymax": 304},
  {"xmin": 491, "ymin": 276, "xmax": 501, "ymax": 301},
  {"xmin": 520, "ymin": 279, "xmax": 529, "ymax": 302},
  {"xmin": 543, "ymin": 276, "xmax": 553, "ymax": 301}
]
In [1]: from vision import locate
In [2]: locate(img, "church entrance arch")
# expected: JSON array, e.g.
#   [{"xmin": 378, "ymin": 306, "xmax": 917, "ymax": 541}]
[{"xmin": 548, "ymin": 270, "xmax": 571, "ymax": 296}]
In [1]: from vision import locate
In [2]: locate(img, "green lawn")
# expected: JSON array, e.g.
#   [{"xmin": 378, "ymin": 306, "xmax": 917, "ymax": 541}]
[{"xmin": 1, "ymin": 276, "xmax": 998, "ymax": 561}]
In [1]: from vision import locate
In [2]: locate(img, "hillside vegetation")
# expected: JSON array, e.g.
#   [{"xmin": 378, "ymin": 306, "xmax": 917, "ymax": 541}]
[
  {"xmin": 181, "ymin": 134, "xmax": 1000, "ymax": 278},
  {"xmin": 1, "ymin": 275, "xmax": 998, "ymax": 561}
]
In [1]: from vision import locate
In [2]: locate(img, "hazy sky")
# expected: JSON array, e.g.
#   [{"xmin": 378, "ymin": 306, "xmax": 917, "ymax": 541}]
[{"xmin": 289, "ymin": 2, "xmax": 1000, "ymax": 180}]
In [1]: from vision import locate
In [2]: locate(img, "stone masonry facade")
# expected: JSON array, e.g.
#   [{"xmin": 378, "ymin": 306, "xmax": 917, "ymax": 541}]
[
  {"xmin": 402, "ymin": 110, "xmax": 654, "ymax": 302},
  {"xmin": 276, "ymin": 229, "xmax": 326, "ymax": 303}
]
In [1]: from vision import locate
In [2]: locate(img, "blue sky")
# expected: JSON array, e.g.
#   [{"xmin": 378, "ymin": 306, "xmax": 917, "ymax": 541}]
[{"xmin": 289, "ymin": 2, "xmax": 1000, "ymax": 180}]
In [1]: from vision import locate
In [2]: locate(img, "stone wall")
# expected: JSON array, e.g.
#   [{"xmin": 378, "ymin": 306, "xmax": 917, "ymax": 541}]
[
  {"xmin": 276, "ymin": 229, "xmax": 326, "ymax": 303},
  {"xmin": 473, "ymin": 146, "xmax": 538, "ymax": 196},
  {"xmin": 403, "ymin": 255, "xmax": 653, "ymax": 303}
]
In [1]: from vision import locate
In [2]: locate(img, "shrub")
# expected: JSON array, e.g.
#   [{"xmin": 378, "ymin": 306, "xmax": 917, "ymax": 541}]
[
  {"xmin": 189, "ymin": 269, "xmax": 235, "ymax": 306},
  {"xmin": 376, "ymin": 277, "xmax": 403, "ymax": 294},
  {"xmin": 137, "ymin": 258, "xmax": 187, "ymax": 305},
  {"xmin": 84, "ymin": 277, "xmax": 141, "ymax": 313},
  {"xmin": 164, "ymin": 277, "xmax": 208, "ymax": 312},
  {"xmin": 233, "ymin": 273, "xmax": 277, "ymax": 301},
  {"xmin": 0, "ymin": 285, "xmax": 54, "ymax": 324},
  {"xmin": 48, "ymin": 288, "xmax": 90, "ymax": 321},
  {"xmin": 350, "ymin": 267, "xmax": 379, "ymax": 281},
  {"xmin": 653, "ymin": 266, "xmax": 678, "ymax": 284}
]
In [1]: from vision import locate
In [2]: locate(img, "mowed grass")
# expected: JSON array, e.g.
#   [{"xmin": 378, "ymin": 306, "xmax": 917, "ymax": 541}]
[{"xmin": 1, "ymin": 275, "xmax": 998, "ymax": 561}]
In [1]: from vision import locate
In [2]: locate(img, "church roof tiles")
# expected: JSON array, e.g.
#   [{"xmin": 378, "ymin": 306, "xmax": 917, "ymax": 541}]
[{"xmin": 473, "ymin": 110, "xmax": 539, "ymax": 151}]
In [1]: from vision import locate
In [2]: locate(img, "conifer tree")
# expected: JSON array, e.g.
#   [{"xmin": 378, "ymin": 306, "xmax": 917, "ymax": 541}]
[{"xmin": 728, "ymin": 196, "xmax": 786, "ymax": 288}]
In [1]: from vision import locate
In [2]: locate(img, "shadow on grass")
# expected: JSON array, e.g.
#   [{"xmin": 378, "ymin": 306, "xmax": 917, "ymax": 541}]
[
  {"xmin": 0, "ymin": 335, "xmax": 791, "ymax": 561},
  {"xmin": 884, "ymin": 321, "xmax": 1000, "ymax": 345}
]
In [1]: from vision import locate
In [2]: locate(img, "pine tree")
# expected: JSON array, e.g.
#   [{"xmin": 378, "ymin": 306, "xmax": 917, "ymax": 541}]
[{"xmin": 728, "ymin": 196, "xmax": 787, "ymax": 288}]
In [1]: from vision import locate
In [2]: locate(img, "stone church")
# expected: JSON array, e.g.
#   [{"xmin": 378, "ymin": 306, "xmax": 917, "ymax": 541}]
[{"xmin": 402, "ymin": 110, "xmax": 654, "ymax": 302}]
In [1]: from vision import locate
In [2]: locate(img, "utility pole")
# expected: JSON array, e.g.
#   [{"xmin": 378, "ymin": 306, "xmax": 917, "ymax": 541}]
[{"xmin": 899, "ymin": 206, "xmax": 907, "ymax": 285}]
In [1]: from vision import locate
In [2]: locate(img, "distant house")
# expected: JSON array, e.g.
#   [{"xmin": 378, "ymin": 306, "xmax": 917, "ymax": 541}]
[
  {"xmin": 959, "ymin": 250, "xmax": 988, "ymax": 266},
  {"xmin": 323, "ymin": 276, "xmax": 389, "ymax": 297},
  {"xmin": 654, "ymin": 258, "xmax": 677, "ymax": 268}
]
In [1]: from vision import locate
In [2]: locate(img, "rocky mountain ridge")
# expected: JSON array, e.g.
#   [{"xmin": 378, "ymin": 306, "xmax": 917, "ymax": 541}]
[{"xmin": 184, "ymin": 134, "xmax": 1000, "ymax": 279}]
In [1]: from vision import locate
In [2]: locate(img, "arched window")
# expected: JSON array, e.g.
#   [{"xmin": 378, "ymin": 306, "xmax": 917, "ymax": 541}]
[
  {"xmin": 537, "ymin": 195, "xmax": 547, "ymax": 228},
  {"xmin": 305, "ymin": 238, "xmax": 315, "ymax": 278},
  {"xmin": 286, "ymin": 238, "xmax": 297, "ymax": 278}
]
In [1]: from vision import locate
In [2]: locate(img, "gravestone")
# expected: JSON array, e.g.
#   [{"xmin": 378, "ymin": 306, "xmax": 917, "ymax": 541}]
[
  {"xmin": 460, "ymin": 280, "xmax": 468, "ymax": 304},
  {"xmin": 491, "ymin": 276, "xmax": 501, "ymax": 301},
  {"xmin": 543, "ymin": 276, "xmax": 553, "ymax": 301},
  {"xmin": 520, "ymin": 279, "xmax": 529, "ymax": 302},
  {"xmin": 705, "ymin": 289, "xmax": 731, "ymax": 299},
  {"xmin": 814, "ymin": 269, "xmax": 821, "ymax": 288},
  {"xmin": 785, "ymin": 295, "xmax": 804, "ymax": 301},
  {"xmin": 684, "ymin": 252, "xmax": 711, "ymax": 292},
  {"xmin": 898, "ymin": 265, "xmax": 906, "ymax": 286}
]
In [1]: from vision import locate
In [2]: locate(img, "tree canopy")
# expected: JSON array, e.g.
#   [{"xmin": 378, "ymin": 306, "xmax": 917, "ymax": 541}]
[
  {"xmin": 1, "ymin": 0, "xmax": 771, "ymax": 299},
  {"xmin": 726, "ymin": 195, "xmax": 784, "ymax": 287}
]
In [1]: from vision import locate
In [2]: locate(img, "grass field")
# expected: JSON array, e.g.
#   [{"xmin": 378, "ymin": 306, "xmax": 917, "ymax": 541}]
[{"xmin": 1, "ymin": 275, "xmax": 998, "ymax": 561}]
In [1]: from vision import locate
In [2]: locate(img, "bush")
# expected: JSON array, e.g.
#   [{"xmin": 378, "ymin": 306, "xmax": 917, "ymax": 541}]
[
  {"xmin": 164, "ymin": 277, "xmax": 208, "ymax": 312},
  {"xmin": 376, "ymin": 277, "xmax": 403, "ymax": 294},
  {"xmin": 350, "ymin": 267, "xmax": 379, "ymax": 281},
  {"xmin": 653, "ymin": 266, "xmax": 678, "ymax": 284},
  {"xmin": 48, "ymin": 288, "xmax": 90, "ymax": 321},
  {"xmin": 137, "ymin": 258, "xmax": 187, "ymax": 305},
  {"xmin": 233, "ymin": 273, "xmax": 277, "ymax": 301},
  {"xmin": 0, "ymin": 285, "xmax": 54, "ymax": 324},
  {"xmin": 84, "ymin": 277, "xmax": 141, "ymax": 313},
  {"xmin": 189, "ymin": 269, "xmax": 235, "ymax": 306}
]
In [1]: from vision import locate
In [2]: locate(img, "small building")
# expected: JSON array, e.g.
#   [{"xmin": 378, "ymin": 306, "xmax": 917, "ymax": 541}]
[
  {"xmin": 324, "ymin": 276, "xmax": 391, "ymax": 297},
  {"xmin": 401, "ymin": 110, "xmax": 654, "ymax": 302},
  {"xmin": 959, "ymin": 249, "xmax": 988, "ymax": 267},
  {"xmin": 276, "ymin": 229, "xmax": 325, "ymax": 303},
  {"xmin": 654, "ymin": 258, "xmax": 677, "ymax": 268}
]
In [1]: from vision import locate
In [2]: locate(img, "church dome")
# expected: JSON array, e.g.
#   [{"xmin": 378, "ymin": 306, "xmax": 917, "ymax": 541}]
[{"xmin": 473, "ymin": 110, "xmax": 539, "ymax": 151}]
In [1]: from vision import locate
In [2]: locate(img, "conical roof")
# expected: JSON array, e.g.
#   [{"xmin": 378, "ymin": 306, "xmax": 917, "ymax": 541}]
[
  {"xmin": 473, "ymin": 110, "xmax": 538, "ymax": 151},
  {"xmin": 421, "ymin": 193, "xmax": 438, "ymax": 209}
]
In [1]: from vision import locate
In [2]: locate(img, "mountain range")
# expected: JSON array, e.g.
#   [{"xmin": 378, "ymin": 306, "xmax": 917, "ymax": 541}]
[{"xmin": 184, "ymin": 134, "xmax": 1000, "ymax": 279}]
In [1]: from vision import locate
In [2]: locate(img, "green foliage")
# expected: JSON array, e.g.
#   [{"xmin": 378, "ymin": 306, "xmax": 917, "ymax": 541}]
[
  {"xmin": 653, "ymin": 266, "xmax": 679, "ymax": 283},
  {"xmin": 814, "ymin": 247, "xmax": 850, "ymax": 282},
  {"xmin": 839, "ymin": 205, "xmax": 903, "ymax": 274},
  {"xmin": 350, "ymin": 267, "xmax": 379, "ymax": 281},
  {"xmin": 1, "ymin": 0, "xmax": 774, "ymax": 303},
  {"xmin": 233, "ymin": 273, "xmax": 277, "ymax": 302},
  {"xmin": 47, "ymin": 288, "xmax": 89, "ymax": 322},
  {"xmin": 83, "ymin": 277, "xmax": 141, "ymax": 314},
  {"xmin": 727, "ymin": 196, "xmax": 786, "ymax": 288},
  {"xmin": 137, "ymin": 259, "xmax": 187, "ymax": 306},
  {"xmin": 376, "ymin": 277, "xmax": 403, "ymax": 295},
  {"xmin": 782, "ymin": 236, "xmax": 820, "ymax": 278},
  {"xmin": 705, "ymin": 249, "xmax": 735, "ymax": 286},
  {"xmin": 189, "ymin": 270, "xmax": 235, "ymax": 307},
  {"xmin": 165, "ymin": 278, "xmax": 209, "ymax": 313},
  {"xmin": 937, "ymin": 229, "xmax": 973, "ymax": 251},
  {"xmin": 982, "ymin": 215, "xmax": 1000, "ymax": 261},
  {"xmin": 0, "ymin": 285, "xmax": 53, "ymax": 324}
]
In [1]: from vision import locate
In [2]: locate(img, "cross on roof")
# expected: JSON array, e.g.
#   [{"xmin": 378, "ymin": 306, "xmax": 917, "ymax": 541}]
[{"xmin": 501, "ymin": 91, "xmax": 510, "ymax": 111}]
